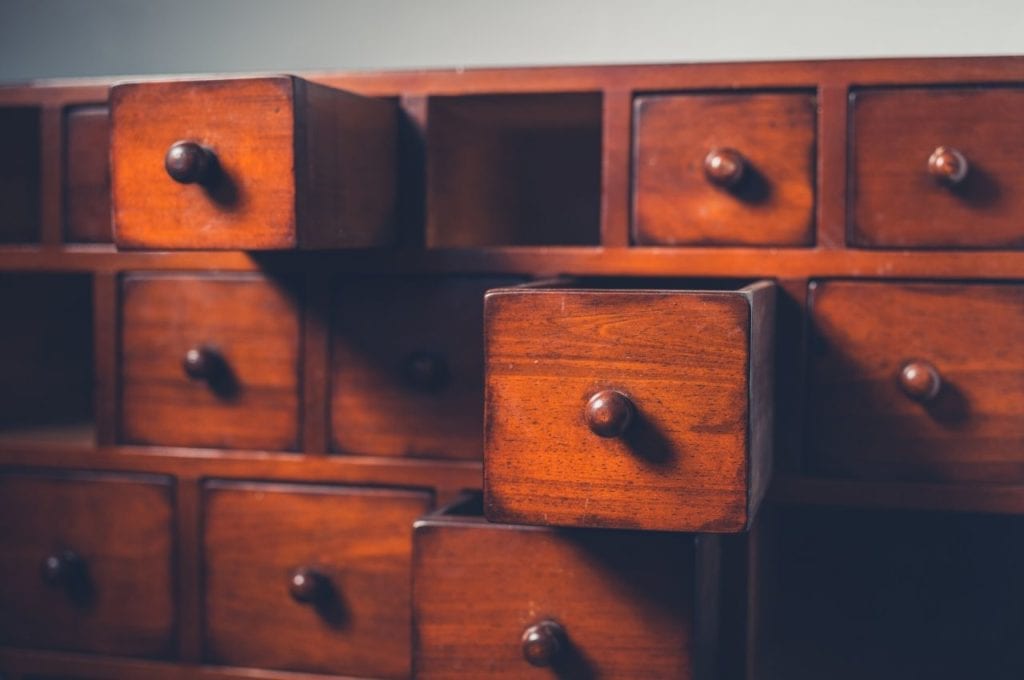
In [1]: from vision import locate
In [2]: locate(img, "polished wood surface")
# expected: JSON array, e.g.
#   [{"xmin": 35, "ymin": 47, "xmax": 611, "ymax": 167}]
[
  {"xmin": 0, "ymin": 471, "xmax": 174, "ymax": 658},
  {"xmin": 633, "ymin": 92, "xmax": 816, "ymax": 246},
  {"xmin": 484, "ymin": 281, "xmax": 774, "ymax": 532},
  {"xmin": 64, "ymin": 105, "xmax": 110, "ymax": 243},
  {"xmin": 809, "ymin": 281, "xmax": 1024, "ymax": 482},
  {"xmin": 851, "ymin": 86, "xmax": 1024, "ymax": 248},
  {"xmin": 202, "ymin": 480, "xmax": 430, "ymax": 678},
  {"xmin": 111, "ymin": 76, "xmax": 396, "ymax": 249},
  {"xmin": 120, "ymin": 273, "xmax": 301, "ymax": 450}
]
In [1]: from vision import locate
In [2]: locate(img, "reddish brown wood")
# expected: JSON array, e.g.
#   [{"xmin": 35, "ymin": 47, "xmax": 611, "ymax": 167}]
[
  {"xmin": 584, "ymin": 389, "xmax": 634, "ymax": 438},
  {"xmin": 120, "ymin": 273, "xmax": 301, "ymax": 450},
  {"xmin": 92, "ymin": 271, "xmax": 117, "ymax": 446},
  {"xmin": 0, "ymin": 471, "xmax": 174, "ymax": 657},
  {"xmin": 809, "ymin": 281, "xmax": 1024, "ymax": 482},
  {"xmin": 202, "ymin": 480, "xmax": 430, "ymax": 678},
  {"xmin": 111, "ymin": 76, "xmax": 397, "ymax": 250},
  {"xmin": 64, "ymin": 105, "xmax": 111, "ymax": 243},
  {"xmin": 633, "ymin": 92, "xmax": 816, "ymax": 246},
  {"xmin": 851, "ymin": 86, "xmax": 1024, "ymax": 248},
  {"xmin": 413, "ymin": 498, "xmax": 709, "ymax": 679},
  {"xmin": 484, "ymin": 280, "xmax": 775, "ymax": 532}
]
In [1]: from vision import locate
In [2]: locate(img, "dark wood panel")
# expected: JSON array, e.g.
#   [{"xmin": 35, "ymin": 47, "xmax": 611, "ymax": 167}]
[
  {"xmin": 0, "ymin": 470, "xmax": 175, "ymax": 658},
  {"xmin": 64, "ymin": 105, "xmax": 111, "ymax": 243},
  {"xmin": 202, "ymin": 480, "xmax": 430, "ymax": 678}
]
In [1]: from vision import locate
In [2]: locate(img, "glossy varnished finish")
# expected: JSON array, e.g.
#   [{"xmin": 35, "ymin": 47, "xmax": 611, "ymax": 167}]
[
  {"xmin": 120, "ymin": 273, "xmax": 301, "ymax": 450},
  {"xmin": 809, "ymin": 281, "xmax": 1024, "ymax": 482},
  {"xmin": 633, "ymin": 92, "xmax": 816, "ymax": 246},
  {"xmin": 484, "ymin": 281, "xmax": 775, "ymax": 532},
  {"xmin": 111, "ymin": 76, "xmax": 397, "ymax": 249},
  {"xmin": 413, "ymin": 502, "xmax": 713, "ymax": 679},
  {"xmin": 202, "ymin": 480, "xmax": 431, "ymax": 678},
  {"xmin": 64, "ymin": 105, "xmax": 111, "ymax": 243},
  {"xmin": 0, "ymin": 471, "xmax": 175, "ymax": 657},
  {"xmin": 851, "ymin": 86, "xmax": 1024, "ymax": 248},
  {"xmin": 331, "ymin": 276, "xmax": 519, "ymax": 459}
]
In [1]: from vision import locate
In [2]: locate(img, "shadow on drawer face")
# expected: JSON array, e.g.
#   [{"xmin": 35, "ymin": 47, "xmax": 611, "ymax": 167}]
[
  {"xmin": 0, "ymin": 470, "xmax": 175, "ymax": 658},
  {"xmin": 120, "ymin": 272, "xmax": 301, "ymax": 451},
  {"xmin": 413, "ymin": 496, "xmax": 716, "ymax": 679},
  {"xmin": 484, "ymin": 279, "xmax": 775, "ymax": 532},
  {"xmin": 808, "ymin": 281, "xmax": 1024, "ymax": 482},
  {"xmin": 202, "ymin": 481, "xmax": 431, "ymax": 678}
]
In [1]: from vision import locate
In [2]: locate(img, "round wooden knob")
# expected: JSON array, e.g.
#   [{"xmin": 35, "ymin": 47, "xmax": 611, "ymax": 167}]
[
  {"xmin": 41, "ymin": 550, "xmax": 82, "ymax": 586},
  {"xmin": 402, "ymin": 351, "xmax": 448, "ymax": 392},
  {"xmin": 521, "ymin": 620, "xmax": 564, "ymax": 667},
  {"xmin": 165, "ymin": 141, "xmax": 216, "ymax": 185},
  {"xmin": 928, "ymin": 146, "xmax": 969, "ymax": 185},
  {"xmin": 898, "ymin": 360, "xmax": 942, "ymax": 402},
  {"xmin": 182, "ymin": 345, "xmax": 221, "ymax": 380},
  {"xmin": 704, "ymin": 147, "xmax": 746, "ymax": 187},
  {"xmin": 288, "ymin": 567, "xmax": 326, "ymax": 604},
  {"xmin": 585, "ymin": 390, "xmax": 634, "ymax": 438}
]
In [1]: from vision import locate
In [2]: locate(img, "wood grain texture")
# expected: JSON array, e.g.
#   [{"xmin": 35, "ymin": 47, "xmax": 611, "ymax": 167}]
[
  {"xmin": 0, "ymin": 471, "xmax": 174, "ymax": 658},
  {"xmin": 484, "ymin": 281, "xmax": 774, "ymax": 532},
  {"xmin": 111, "ymin": 76, "xmax": 396, "ymax": 250},
  {"xmin": 413, "ymin": 500, "xmax": 708, "ymax": 679},
  {"xmin": 64, "ymin": 105, "xmax": 111, "ymax": 243},
  {"xmin": 633, "ymin": 92, "xmax": 816, "ymax": 246},
  {"xmin": 120, "ymin": 273, "xmax": 301, "ymax": 450},
  {"xmin": 202, "ymin": 480, "xmax": 430, "ymax": 678},
  {"xmin": 331, "ymin": 275, "xmax": 518, "ymax": 459},
  {"xmin": 851, "ymin": 86, "xmax": 1024, "ymax": 248},
  {"xmin": 808, "ymin": 281, "xmax": 1024, "ymax": 482}
]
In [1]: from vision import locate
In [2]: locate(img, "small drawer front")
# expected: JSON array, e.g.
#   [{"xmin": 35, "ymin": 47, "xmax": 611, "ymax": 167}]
[
  {"xmin": 0, "ymin": 471, "xmax": 175, "ymax": 657},
  {"xmin": 633, "ymin": 92, "xmax": 816, "ymax": 246},
  {"xmin": 851, "ymin": 87, "xmax": 1024, "ymax": 248},
  {"xmin": 484, "ymin": 282, "xmax": 774, "ymax": 532},
  {"xmin": 120, "ymin": 273, "xmax": 301, "ymax": 450},
  {"xmin": 414, "ymin": 514, "xmax": 710, "ymax": 679},
  {"xmin": 202, "ymin": 481, "xmax": 431, "ymax": 678},
  {"xmin": 111, "ymin": 76, "xmax": 396, "ymax": 250},
  {"xmin": 65, "ymin": 105, "xmax": 112, "ymax": 243},
  {"xmin": 332, "ymin": 276, "xmax": 518, "ymax": 459},
  {"xmin": 809, "ymin": 281, "xmax": 1024, "ymax": 482}
]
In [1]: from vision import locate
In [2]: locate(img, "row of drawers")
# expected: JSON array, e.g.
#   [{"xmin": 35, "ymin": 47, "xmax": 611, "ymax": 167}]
[
  {"xmin": 96, "ymin": 77, "xmax": 1024, "ymax": 250},
  {"xmin": 0, "ymin": 472, "xmax": 709, "ymax": 679}
]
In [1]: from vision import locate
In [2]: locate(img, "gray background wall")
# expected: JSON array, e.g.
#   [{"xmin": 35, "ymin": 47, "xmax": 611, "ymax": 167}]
[{"xmin": 1, "ymin": 0, "xmax": 1022, "ymax": 83}]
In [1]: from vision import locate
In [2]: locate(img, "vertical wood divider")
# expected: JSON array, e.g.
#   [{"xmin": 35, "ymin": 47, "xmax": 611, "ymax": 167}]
[
  {"xmin": 600, "ymin": 89, "xmax": 632, "ymax": 247},
  {"xmin": 176, "ymin": 475, "xmax": 203, "ymax": 662},
  {"xmin": 302, "ymin": 271, "xmax": 331, "ymax": 454},
  {"xmin": 816, "ymin": 83, "xmax": 849, "ymax": 249},
  {"xmin": 39, "ymin": 104, "xmax": 64, "ymax": 246},
  {"xmin": 93, "ymin": 271, "xmax": 119, "ymax": 445}
]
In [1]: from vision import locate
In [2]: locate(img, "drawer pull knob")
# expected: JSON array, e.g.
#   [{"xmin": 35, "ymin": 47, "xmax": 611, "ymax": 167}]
[
  {"xmin": 402, "ymin": 351, "xmax": 449, "ymax": 392},
  {"xmin": 928, "ymin": 146, "xmax": 969, "ymax": 185},
  {"xmin": 704, "ymin": 147, "xmax": 746, "ymax": 187},
  {"xmin": 521, "ymin": 619, "xmax": 564, "ymax": 667},
  {"xmin": 183, "ymin": 345, "xmax": 222, "ymax": 380},
  {"xmin": 899, "ymin": 360, "xmax": 942, "ymax": 402},
  {"xmin": 288, "ymin": 566, "xmax": 327, "ymax": 604},
  {"xmin": 165, "ymin": 141, "xmax": 217, "ymax": 185},
  {"xmin": 586, "ymin": 389, "xmax": 634, "ymax": 438},
  {"xmin": 41, "ymin": 550, "xmax": 84, "ymax": 587}
]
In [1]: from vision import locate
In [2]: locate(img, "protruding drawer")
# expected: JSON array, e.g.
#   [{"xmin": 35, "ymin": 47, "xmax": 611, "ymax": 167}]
[
  {"xmin": 413, "ymin": 495, "xmax": 718, "ymax": 679},
  {"xmin": 484, "ymin": 280, "xmax": 775, "ymax": 532},
  {"xmin": 809, "ymin": 281, "xmax": 1024, "ymax": 482},
  {"xmin": 120, "ymin": 273, "xmax": 301, "ymax": 450},
  {"xmin": 111, "ymin": 76, "xmax": 396, "ymax": 249},
  {"xmin": 0, "ymin": 470, "xmax": 175, "ymax": 657},
  {"xmin": 202, "ymin": 480, "xmax": 431, "ymax": 678},
  {"xmin": 331, "ymin": 275, "xmax": 520, "ymax": 459},
  {"xmin": 850, "ymin": 86, "xmax": 1024, "ymax": 248},
  {"xmin": 633, "ymin": 92, "xmax": 816, "ymax": 246}
]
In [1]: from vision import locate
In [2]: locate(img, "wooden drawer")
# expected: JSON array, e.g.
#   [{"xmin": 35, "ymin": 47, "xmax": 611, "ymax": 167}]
[
  {"xmin": 65, "ymin": 105, "xmax": 111, "ymax": 243},
  {"xmin": 120, "ymin": 273, "xmax": 301, "ymax": 450},
  {"xmin": 633, "ymin": 92, "xmax": 816, "ymax": 246},
  {"xmin": 413, "ymin": 496, "xmax": 717, "ymax": 679},
  {"xmin": 202, "ymin": 480, "xmax": 431, "ymax": 678},
  {"xmin": 331, "ymin": 275, "xmax": 519, "ymax": 459},
  {"xmin": 809, "ymin": 281, "xmax": 1024, "ymax": 482},
  {"xmin": 111, "ymin": 76, "xmax": 396, "ymax": 250},
  {"xmin": 0, "ymin": 470, "xmax": 174, "ymax": 658},
  {"xmin": 484, "ymin": 280, "xmax": 775, "ymax": 532},
  {"xmin": 850, "ymin": 86, "xmax": 1024, "ymax": 248}
]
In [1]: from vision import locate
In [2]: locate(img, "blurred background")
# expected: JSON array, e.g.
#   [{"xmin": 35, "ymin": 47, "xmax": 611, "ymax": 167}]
[{"xmin": 1, "ymin": 0, "xmax": 1022, "ymax": 83}]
